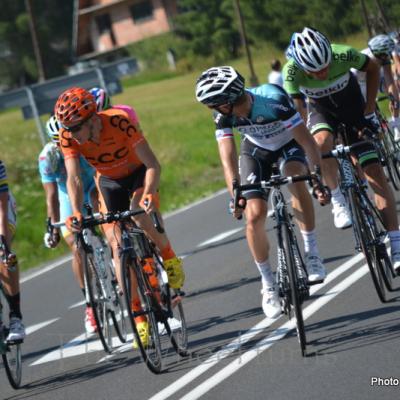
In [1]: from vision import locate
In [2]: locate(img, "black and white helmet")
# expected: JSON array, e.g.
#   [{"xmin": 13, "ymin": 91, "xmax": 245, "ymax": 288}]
[
  {"xmin": 290, "ymin": 27, "xmax": 332, "ymax": 72},
  {"xmin": 195, "ymin": 66, "xmax": 245, "ymax": 106},
  {"xmin": 368, "ymin": 34, "xmax": 395, "ymax": 56}
]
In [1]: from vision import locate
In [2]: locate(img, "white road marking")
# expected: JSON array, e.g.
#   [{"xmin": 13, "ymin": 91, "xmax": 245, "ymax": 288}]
[
  {"xmin": 26, "ymin": 318, "xmax": 60, "ymax": 336},
  {"xmin": 197, "ymin": 227, "xmax": 244, "ymax": 248},
  {"xmin": 179, "ymin": 264, "xmax": 369, "ymax": 400},
  {"xmin": 21, "ymin": 255, "xmax": 72, "ymax": 284},
  {"xmin": 68, "ymin": 300, "xmax": 86, "ymax": 309},
  {"xmin": 21, "ymin": 190, "xmax": 228, "ymax": 284},
  {"xmin": 149, "ymin": 251, "xmax": 364, "ymax": 400}
]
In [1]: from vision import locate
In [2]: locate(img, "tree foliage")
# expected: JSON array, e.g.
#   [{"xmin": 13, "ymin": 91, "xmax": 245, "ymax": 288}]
[{"xmin": 0, "ymin": 0, "xmax": 72, "ymax": 88}]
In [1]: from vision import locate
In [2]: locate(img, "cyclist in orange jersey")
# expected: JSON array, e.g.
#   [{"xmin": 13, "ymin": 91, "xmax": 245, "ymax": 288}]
[{"xmin": 54, "ymin": 87, "xmax": 185, "ymax": 347}]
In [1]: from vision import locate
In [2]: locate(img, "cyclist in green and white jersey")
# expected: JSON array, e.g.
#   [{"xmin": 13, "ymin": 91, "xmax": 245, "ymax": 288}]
[
  {"xmin": 282, "ymin": 27, "xmax": 400, "ymax": 273},
  {"xmin": 351, "ymin": 34, "xmax": 400, "ymax": 141}
]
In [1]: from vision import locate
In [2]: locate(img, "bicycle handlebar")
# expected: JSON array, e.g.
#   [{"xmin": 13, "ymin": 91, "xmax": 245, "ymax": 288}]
[
  {"xmin": 49, "ymin": 208, "xmax": 165, "ymax": 234},
  {"xmin": 322, "ymin": 140, "xmax": 370, "ymax": 159}
]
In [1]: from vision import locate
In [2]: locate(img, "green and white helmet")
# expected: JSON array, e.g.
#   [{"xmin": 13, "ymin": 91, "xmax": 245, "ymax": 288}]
[{"xmin": 368, "ymin": 34, "xmax": 394, "ymax": 56}]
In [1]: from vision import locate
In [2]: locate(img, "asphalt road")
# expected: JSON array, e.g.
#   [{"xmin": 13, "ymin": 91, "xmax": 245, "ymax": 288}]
[{"xmin": 1, "ymin": 188, "xmax": 400, "ymax": 400}]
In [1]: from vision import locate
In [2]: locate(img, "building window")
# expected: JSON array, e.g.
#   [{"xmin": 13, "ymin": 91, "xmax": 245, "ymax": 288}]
[
  {"xmin": 130, "ymin": 0, "xmax": 154, "ymax": 23},
  {"xmin": 95, "ymin": 13, "xmax": 117, "ymax": 45}
]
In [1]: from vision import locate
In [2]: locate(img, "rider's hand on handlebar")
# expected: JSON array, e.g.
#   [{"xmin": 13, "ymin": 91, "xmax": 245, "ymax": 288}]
[
  {"xmin": 139, "ymin": 193, "xmax": 156, "ymax": 214},
  {"xmin": 364, "ymin": 112, "xmax": 380, "ymax": 132},
  {"xmin": 65, "ymin": 211, "xmax": 83, "ymax": 233},
  {"xmin": 229, "ymin": 197, "xmax": 246, "ymax": 220},
  {"xmin": 44, "ymin": 230, "xmax": 60, "ymax": 248},
  {"xmin": 311, "ymin": 167, "xmax": 331, "ymax": 206}
]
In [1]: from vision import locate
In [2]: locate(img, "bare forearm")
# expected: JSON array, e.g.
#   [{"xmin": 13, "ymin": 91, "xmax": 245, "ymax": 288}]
[
  {"xmin": 67, "ymin": 175, "xmax": 83, "ymax": 213},
  {"xmin": 143, "ymin": 165, "xmax": 160, "ymax": 195}
]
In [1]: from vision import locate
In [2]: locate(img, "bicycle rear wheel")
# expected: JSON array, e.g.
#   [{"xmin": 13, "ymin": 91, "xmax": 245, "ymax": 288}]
[
  {"xmin": 83, "ymin": 252, "xmax": 113, "ymax": 353},
  {"xmin": 2, "ymin": 340, "xmax": 22, "ymax": 389},
  {"xmin": 282, "ymin": 222, "xmax": 307, "ymax": 356},
  {"xmin": 120, "ymin": 252, "xmax": 163, "ymax": 373},
  {"xmin": 349, "ymin": 190, "xmax": 389, "ymax": 302}
]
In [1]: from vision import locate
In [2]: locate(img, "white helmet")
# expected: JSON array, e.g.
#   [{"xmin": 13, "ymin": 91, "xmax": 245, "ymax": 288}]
[
  {"xmin": 46, "ymin": 115, "xmax": 61, "ymax": 144},
  {"xmin": 289, "ymin": 27, "xmax": 332, "ymax": 72},
  {"xmin": 368, "ymin": 34, "xmax": 395, "ymax": 56},
  {"xmin": 195, "ymin": 66, "xmax": 245, "ymax": 106}
]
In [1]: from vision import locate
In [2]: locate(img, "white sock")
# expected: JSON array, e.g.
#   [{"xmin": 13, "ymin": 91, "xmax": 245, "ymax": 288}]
[
  {"xmin": 255, "ymin": 259, "xmax": 274, "ymax": 290},
  {"xmin": 301, "ymin": 229, "xmax": 319, "ymax": 256},
  {"xmin": 388, "ymin": 230, "xmax": 400, "ymax": 254},
  {"xmin": 331, "ymin": 186, "xmax": 346, "ymax": 206}
]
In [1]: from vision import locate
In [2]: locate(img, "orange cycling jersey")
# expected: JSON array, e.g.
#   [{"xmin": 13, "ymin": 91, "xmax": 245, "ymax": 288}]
[{"xmin": 60, "ymin": 108, "xmax": 145, "ymax": 179}]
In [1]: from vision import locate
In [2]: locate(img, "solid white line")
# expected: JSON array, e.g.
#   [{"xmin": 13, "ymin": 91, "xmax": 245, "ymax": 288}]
[
  {"xmin": 21, "ymin": 255, "xmax": 72, "ymax": 284},
  {"xmin": 20, "ymin": 190, "xmax": 228, "ymax": 284},
  {"xmin": 26, "ymin": 318, "xmax": 60, "ymax": 336},
  {"xmin": 148, "ymin": 251, "xmax": 364, "ymax": 400},
  {"xmin": 180, "ymin": 264, "xmax": 369, "ymax": 400},
  {"xmin": 197, "ymin": 227, "xmax": 244, "ymax": 248}
]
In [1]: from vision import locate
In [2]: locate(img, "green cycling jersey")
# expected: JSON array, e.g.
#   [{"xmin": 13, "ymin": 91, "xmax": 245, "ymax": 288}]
[{"xmin": 283, "ymin": 44, "xmax": 368, "ymax": 100}]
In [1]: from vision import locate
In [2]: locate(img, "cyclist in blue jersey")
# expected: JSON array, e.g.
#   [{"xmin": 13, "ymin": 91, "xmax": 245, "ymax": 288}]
[
  {"xmin": 0, "ymin": 161, "xmax": 25, "ymax": 341},
  {"xmin": 39, "ymin": 115, "xmax": 98, "ymax": 334},
  {"xmin": 196, "ymin": 66, "xmax": 330, "ymax": 319}
]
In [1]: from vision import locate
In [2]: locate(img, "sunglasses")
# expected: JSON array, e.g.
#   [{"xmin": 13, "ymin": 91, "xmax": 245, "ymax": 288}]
[{"xmin": 61, "ymin": 114, "xmax": 93, "ymax": 133}]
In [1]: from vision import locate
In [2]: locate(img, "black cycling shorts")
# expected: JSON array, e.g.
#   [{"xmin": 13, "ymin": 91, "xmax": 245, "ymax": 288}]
[
  {"xmin": 239, "ymin": 138, "xmax": 307, "ymax": 201},
  {"xmin": 307, "ymin": 102, "xmax": 378, "ymax": 168},
  {"xmin": 98, "ymin": 165, "xmax": 146, "ymax": 213}
]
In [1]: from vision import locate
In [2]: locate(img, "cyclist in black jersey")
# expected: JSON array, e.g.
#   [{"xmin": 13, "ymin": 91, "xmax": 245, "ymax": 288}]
[{"xmin": 283, "ymin": 27, "xmax": 400, "ymax": 273}]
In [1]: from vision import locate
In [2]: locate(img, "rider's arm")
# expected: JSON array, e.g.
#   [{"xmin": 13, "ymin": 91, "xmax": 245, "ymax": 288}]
[
  {"xmin": 64, "ymin": 156, "xmax": 84, "ymax": 214},
  {"xmin": 291, "ymin": 123, "xmax": 321, "ymax": 170},
  {"xmin": 43, "ymin": 182, "xmax": 60, "ymax": 223},
  {"xmin": 217, "ymin": 137, "xmax": 239, "ymax": 197},
  {"xmin": 292, "ymin": 98, "xmax": 307, "ymax": 123},
  {"xmin": 382, "ymin": 64, "xmax": 400, "ymax": 118},
  {"xmin": 135, "ymin": 140, "xmax": 161, "ymax": 197},
  {"xmin": 362, "ymin": 57, "xmax": 380, "ymax": 114}
]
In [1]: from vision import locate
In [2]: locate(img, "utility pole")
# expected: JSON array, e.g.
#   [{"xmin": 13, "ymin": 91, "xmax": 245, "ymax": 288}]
[
  {"xmin": 360, "ymin": 0, "xmax": 372, "ymax": 38},
  {"xmin": 25, "ymin": 0, "xmax": 46, "ymax": 82},
  {"xmin": 233, "ymin": 0, "xmax": 259, "ymax": 87}
]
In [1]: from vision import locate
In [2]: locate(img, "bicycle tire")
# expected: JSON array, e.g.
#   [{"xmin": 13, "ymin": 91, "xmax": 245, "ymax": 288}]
[
  {"xmin": 83, "ymin": 251, "xmax": 113, "ymax": 353},
  {"xmin": 380, "ymin": 134, "xmax": 400, "ymax": 191},
  {"xmin": 156, "ymin": 262, "xmax": 188, "ymax": 356},
  {"xmin": 120, "ymin": 251, "xmax": 163, "ymax": 373},
  {"xmin": 281, "ymin": 220, "xmax": 307, "ymax": 356},
  {"xmin": 107, "ymin": 258, "xmax": 128, "ymax": 344},
  {"xmin": 2, "ymin": 342, "xmax": 22, "ymax": 389},
  {"xmin": 348, "ymin": 189, "xmax": 388, "ymax": 302}
]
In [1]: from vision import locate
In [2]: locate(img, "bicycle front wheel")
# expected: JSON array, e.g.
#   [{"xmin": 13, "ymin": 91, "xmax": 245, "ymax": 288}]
[
  {"xmin": 282, "ymin": 222, "xmax": 307, "ymax": 356},
  {"xmin": 83, "ymin": 252, "xmax": 113, "ymax": 353},
  {"xmin": 2, "ymin": 341, "xmax": 22, "ymax": 389},
  {"xmin": 120, "ymin": 252, "xmax": 163, "ymax": 374},
  {"xmin": 381, "ymin": 133, "xmax": 400, "ymax": 191}
]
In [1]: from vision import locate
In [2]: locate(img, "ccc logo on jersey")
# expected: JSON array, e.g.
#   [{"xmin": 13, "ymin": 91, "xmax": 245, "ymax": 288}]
[
  {"xmin": 110, "ymin": 115, "xmax": 137, "ymax": 138},
  {"xmin": 87, "ymin": 146, "xmax": 129, "ymax": 165}
]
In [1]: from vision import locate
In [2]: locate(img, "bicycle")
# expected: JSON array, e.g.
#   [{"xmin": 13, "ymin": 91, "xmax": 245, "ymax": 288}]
[
  {"xmin": 50, "ymin": 207, "xmax": 129, "ymax": 354},
  {"xmin": 233, "ymin": 166, "xmax": 320, "ymax": 357},
  {"xmin": 56, "ymin": 208, "xmax": 188, "ymax": 373},
  {"xmin": 375, "ymin": 96, "xmax": 400, "ymax": 190},
  {"xmin": 0, "ymin": 235, "xmax": 22, "ymax": 389},
  {"xmin": 322, "ymin": 128, "xmax": 396, "ymax": 302}
]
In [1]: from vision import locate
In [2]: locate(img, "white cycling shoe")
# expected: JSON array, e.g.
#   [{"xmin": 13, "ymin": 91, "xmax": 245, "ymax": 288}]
[
  {"xmin": 305, "ymin": 253, "xmax": 326, "ymax": 284},
  {"xmin": 261, "ymin": 287, "xmax": 281, "ymax": 319},
  {"xmin": 332, "ymin": 203, "xmax": 352, "ymax": 229}
]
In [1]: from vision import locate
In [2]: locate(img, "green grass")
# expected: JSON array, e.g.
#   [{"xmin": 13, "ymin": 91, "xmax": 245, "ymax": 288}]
[{"xmin": 0, "ymin": 31, "xmax": 378, "ymax": 271}]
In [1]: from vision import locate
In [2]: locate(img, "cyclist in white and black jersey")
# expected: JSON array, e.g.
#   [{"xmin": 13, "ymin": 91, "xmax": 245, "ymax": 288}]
[
  {"xmin": 283, "ymin": 27, "xmax": 400, "ymax": 273},
  {"xmin": 351, "ymin": 34, "xmax": 400, "ymax": 141},
  {"xmin": 196, "ymin": 66, "xmax": 330, "ymax": 319}
]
